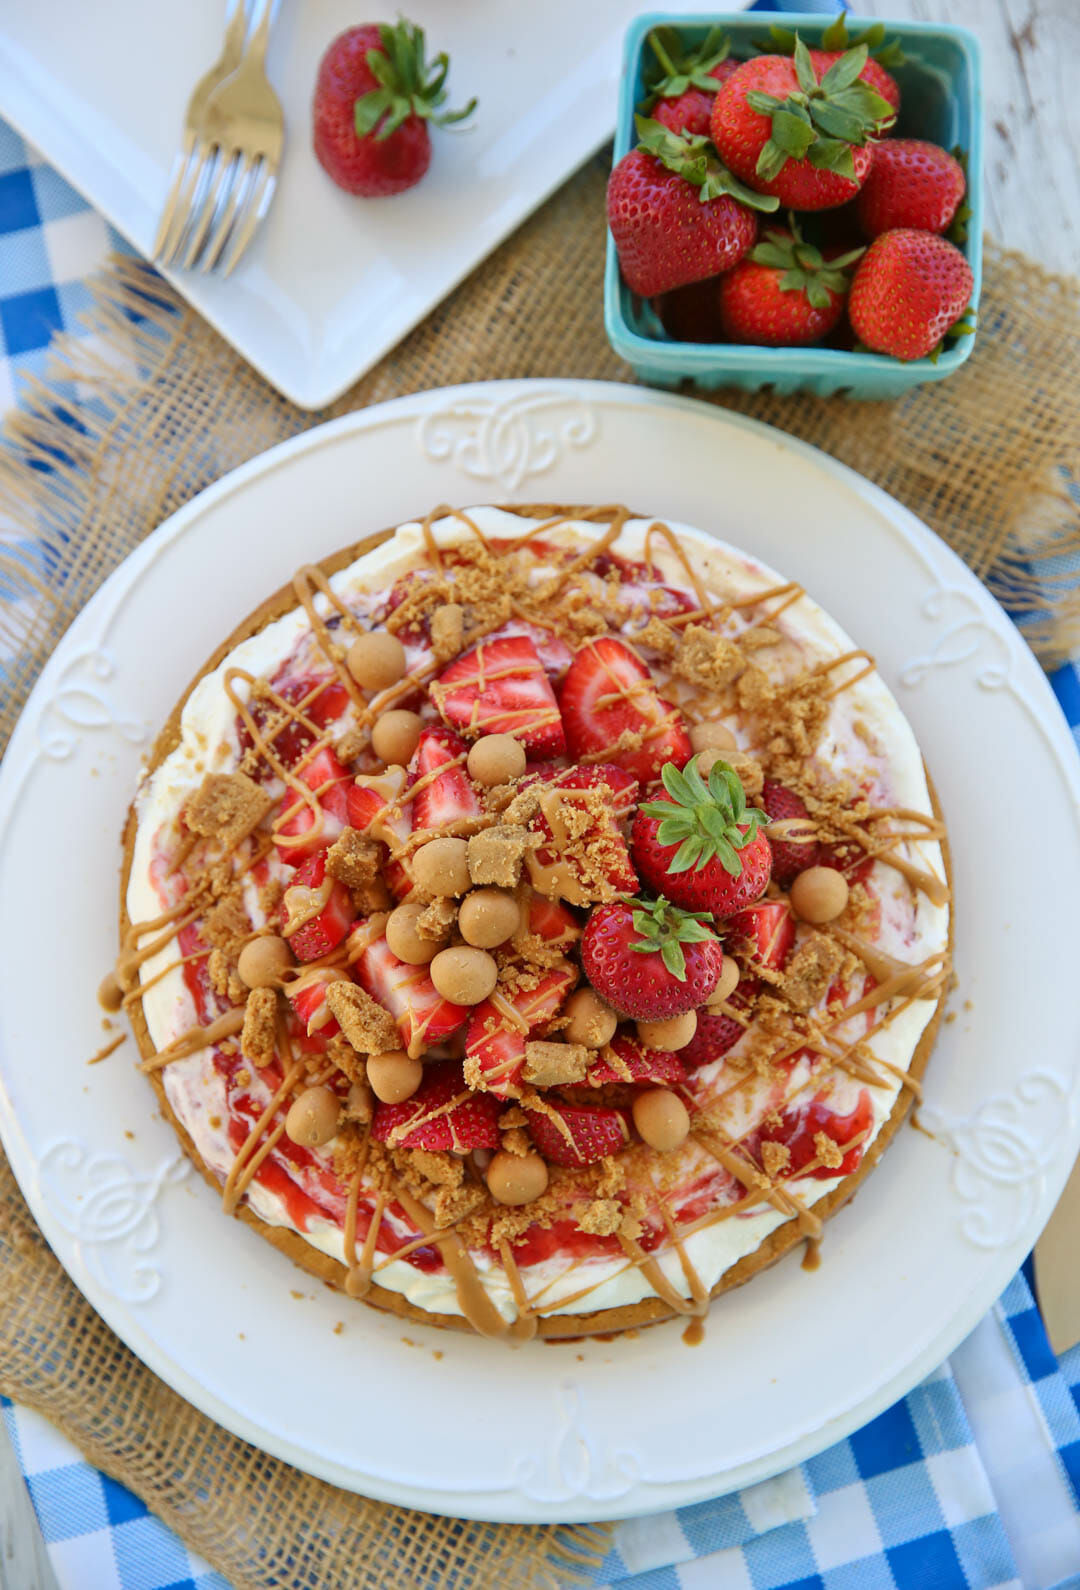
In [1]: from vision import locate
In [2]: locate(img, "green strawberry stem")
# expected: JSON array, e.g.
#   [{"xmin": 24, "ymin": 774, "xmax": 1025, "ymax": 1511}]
[
  {"xmin": 355, "ymin": 19, "xmax": 476, "ymax": 141},
  {"xmin": 641, "ymin": 758, "xmax": 768, "ymax": 878},
  {"xmin": 635, "ymin": 117, "xmax": 780, "ymax": 212},
  {"xmin": 750, "ymin": 214, "xmax": 863, "ymax": 308},
  {"xmin": 744, "ymin": 38, "xmax": 894, "ymax": 182},
  {"xmin": 755, "ymin": 12, "xmax": 905, "ymax": 68},
  {"xmin": 640, "ymin": 25, "xmax": 732, "ymax": 109},
  {"xmin": 626, "ymin": 894, "xmax": 717, "ymax": 982}
]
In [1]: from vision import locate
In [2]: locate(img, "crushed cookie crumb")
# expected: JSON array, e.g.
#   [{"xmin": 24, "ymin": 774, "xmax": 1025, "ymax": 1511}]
[
  {"xmin": 325, "ymin": 982, "xmax": 399, "ymax": 1056},
  {"xmin": 336, "ymin": 726, "xmax": 365, "ymax": 764},
  {"xmin": 575, "ymin": 1198, "xmax": 623, "ymax": 1236},
  {"xmin": 467, "ymin": 825, "xmax": 530, "ymax": 887},
  {"xmin": 325, "ymin": 827, "xmax": 382, "ymax": 889},
  {"xmin": 416, "ymin": 896, "xmax": 456, "ymax": 940},
  {"xmin": 761, "ymin": 1140, "xmax": 791, "ymax": 1178},
  {"xmin": 433, "ymin": 1180, "xmax": 487, "ymax": 1229},
  {"xmin": 501, "ymin": 1127, "xmax": 532, "ymax": 1157},
  {"xmin": 782, "ymin": 934, "xmax": 847, "ymax": 1013},
  {"xmin": 673, "ymin": 624, "xmax": 746, "ymax": 692},
  {"xmin": 814, "ymin": 1131, "xmax": 844, "ymax": 1171},
  {"xmin": 240, "ymin": 987, "xmax": 277, "ymax": 1067},
  {"xmin": 203, "ymin": 892, "xmax": 252, "ymax": 957},
  {"xmin": 498, "ymin": 1105, "xmax": 527, "ymax": 1129},
  {"xmin": 522, "ymin": 1040, "xmax": 589, "ymax": 1087},
  {"xmin": 636, "ymin": 615, "xmax": 679, "ymax": 655},
  {"xmin": 207, "ymin": 947, "xmax": 231, "ymax": 998},
  {"xmin": 409, "ymin": 1148, "xmax": 463, "ymax": 1188},
  {"xmin": 185, "ymin": 771, "xmax": 271, "ymax": 849}
]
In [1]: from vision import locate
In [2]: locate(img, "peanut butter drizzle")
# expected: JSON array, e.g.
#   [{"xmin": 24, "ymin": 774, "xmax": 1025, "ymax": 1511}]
[
  {"xmin": 660, "ymin": 1201, "xmax": 709, "ymax": 1316},
  {"xmin": 346, "ymin": 1186, "xmax": 387, "ymax": 1300},
  {"xmin": 291, "ymin": 565, "xmax": 366, "ymax": 710},
  {"xmin": 140, "ymin": 1007, "xmax": 246, "ymax": 1072},
  {"xmin": 802, "ymin": 1237, "xmax": 821, "ymax": 1271},
  {"xmin": 682, "ymin": 1318, "xmax": 705, "ymax": 1346},
  {"xmin": 98, "ymin": 972, "xmax": 124, "ymax": 1013},
  {"xmin": 617, "ymin": 1231, "xmax": 706, "ymax": 1318},
  {"xmin": 222, "ymin": 1022, "xmax": 306, "ymax": 1214},
  {"xmin": 812, "ymin": 649, "xmax": 877, "ymax": 700},
  {"xmin": 116, "ymin": 902, "xmax": 202, "ymax": 990},
  {"xmin": 644, "ymin": 521, "xmax": 717, "ymax": 620},
  {"xmin": 393, "ymin": 1186, "xmax": 513, "ymax": 1338},
  {"xmin": 498, "ymin": 1239, "xmax": 539, "ymax": 1340},
  {"xmin": 693, "ymin": 1131, "xmax": 823, "ymax": 1239},
  {"xmin": 874, "ymin": 848, "xmax": 951, "ymax": 907},
  {"xmin": 88, "ymin": 1032, "xmax": 127, "ymax": 1065},
  {"xmin": 826, "ymin": 927, "xmax": 948, "ymax": 1003},
  {"xmin": 123, "ymin": 951, "xmax": 207, "ymax": 1007}
]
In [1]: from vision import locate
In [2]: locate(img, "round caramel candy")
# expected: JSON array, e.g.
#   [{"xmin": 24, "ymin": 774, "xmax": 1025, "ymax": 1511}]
[
  {"xmin": 411, "ymin": 836, "xmax": 471, "ymax": 897},
  {"xmin": 706, "ymin": 955, "xmax": 740, "ymax": 1008},
  {"xmin": 689, "ymin": 721, "xmax": 736, "ymax": 754},
  {"xmin": 385, "ymin": 901, "xmax": 443, "ymax": 965},
  {"xmin": 371, "ymin": 708, "xmax": 422, "ymax": 765},
  {"xmin": 790, "ymin": 865, "xmax": 850, "ymax": 924},
  {"xmin": 429, "ymin": 946, "xmax": 498, "ymax": 1005},
  {"xmin": 458, "ymin": 888, "xmax": 520, "ymax": 948},
  {"xmin": 237, "ymin": 934, "xmax": 291, "ymax": 989},
  {"xmin": 632, "ymin": 1087, "xmax": 690, "ymax": 1152},
  {"xmin": 486, "ymin": 1149, "xmax": 549, "ymax": 1206},
  {"xmin": 367, "ymin": 1050, "xmax": 422, "ymax": 1104},
  {"xmin": 285, "ymin": 1085, "xmax": 340, "ymax": 1148},
  {"xmin": 346, "ymin": 630, "xmax": 406, "ymax": 693},
  {"xmin": 637, "ymin": 1009, "xmax": 697, "ymax": 1051},
  {"xmin": 562, "ymin": 988, "xmax": 618, "ymax": 1048},
  {"xmin": 466, "ymin": 733, "xmax": 526, "ymax": 787}
]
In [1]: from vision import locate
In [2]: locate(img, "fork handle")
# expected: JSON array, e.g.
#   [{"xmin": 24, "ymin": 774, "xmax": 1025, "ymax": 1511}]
[{"xmin": 244, "ymin": 0, "xmax": 274, "ymax": 67}]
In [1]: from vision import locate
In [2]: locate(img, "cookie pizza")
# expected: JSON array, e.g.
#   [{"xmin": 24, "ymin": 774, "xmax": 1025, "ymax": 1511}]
[{"xmin": 115, "ymin": 505, "xmax": 951, "ymax": 1339}]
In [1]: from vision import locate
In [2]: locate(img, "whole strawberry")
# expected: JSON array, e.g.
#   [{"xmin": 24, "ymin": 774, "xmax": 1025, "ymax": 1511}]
[
  {"xmin": 643, "ymin": 25, "xmax": 738, "ymax": 138},
  {"xmin": 581, "ymin": 897, "xmax": 723, "ymax": 1020},
  {"xmin": 759, "ymin": 779, "xmax": 821, "ymax": 881},
  {"xmin": 718, "ymin": 218, "xmax": 863, "ymax": 346},
  {"xmin": 607, "ymin": 117, "xmax": 777, "ymax": 297},
  {"xmin": 632, "ymin": 758, "xmax": 771, "ymax": 916},
  {"xmin": 313, "ymin": 20, "xmax": 475, "ymax": 198},
  {"xmin": 756, "ymin": 12, "xmax": 904, "ymax": 116},
  {"xmin": 710, "ymin": 40, "xmax": 893, "ymax": 210},
  {"xmin": 810, "ymin": 50, "xmax": 900, "ymax": 117},
  {"xmin": 855, "ymin": 139, "xmax": 966, "ymax": 237},
  {"xmin": 849, "ymin": 229, "xmax": 974, "ymax": 361}
]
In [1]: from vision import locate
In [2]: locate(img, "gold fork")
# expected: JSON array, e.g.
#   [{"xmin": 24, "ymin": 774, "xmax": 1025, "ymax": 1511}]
[{"xmin": 153, "ymin": 0, "xmax": 284, "ymax": 277}]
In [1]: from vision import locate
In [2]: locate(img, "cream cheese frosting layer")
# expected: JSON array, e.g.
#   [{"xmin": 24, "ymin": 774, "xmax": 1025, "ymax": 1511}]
[{"xmin": 127, "ymin": 508, "xmax": 949, "ymax": 1324}]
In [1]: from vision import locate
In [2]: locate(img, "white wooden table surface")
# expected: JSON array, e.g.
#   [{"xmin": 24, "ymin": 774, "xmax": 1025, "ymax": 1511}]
[{"xmin": 1, "ymin": 4, "xmax": 1077, "ymax": 1587}]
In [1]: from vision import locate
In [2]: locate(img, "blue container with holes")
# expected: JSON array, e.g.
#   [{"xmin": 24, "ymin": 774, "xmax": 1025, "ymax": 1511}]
[{"xmin": 604, "ymin": 12, "xmax": 983, "ymax": 398}]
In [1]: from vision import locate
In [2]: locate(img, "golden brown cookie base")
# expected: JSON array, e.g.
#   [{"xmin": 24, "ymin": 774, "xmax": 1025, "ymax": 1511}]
[{"xmin": 121, "ymin": 507, "xmax": 951, "ymax": 1341}]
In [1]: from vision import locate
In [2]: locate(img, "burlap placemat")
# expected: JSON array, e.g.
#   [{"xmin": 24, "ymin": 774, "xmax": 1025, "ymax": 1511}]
[{"xmin": 0, "ymin": 152, "xmax": 1077, "ymax": 1589}]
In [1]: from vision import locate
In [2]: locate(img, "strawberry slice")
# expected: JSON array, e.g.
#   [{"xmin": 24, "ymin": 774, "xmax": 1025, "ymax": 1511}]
[
  {"xmin": 409, "ymin": 726, "xmax": 482, "ymax": 834},
  {"xmin": 282, "ymin": 850, "xmax": 355, "ymax": 962},
  {"xmin": 726, "ymin": 899, "xmax": 795, "ymax": 974},
  {"xmin": 238, "ymin": 672, "xmax": 351, "ymax": 769},
  {"xmin": 273, "ymin": 745, "xmax": 352, "ymax": 865},
  {"xmin": 560, "ymin": 636, "xmax": 691, "ymax": 787},
  {"xmin": 527, "ymin": 765, "xmax": 639, "ymax": 903},
  {"xmin": 585, "ymin": 1034, "xmax": 686, "ymax": 1088},
  {"xmin": 285, "ymin": 967, "xmax": 348, "ymax": 1051},
  {"xmin": 526, "ymin": 1100, "xmax": 629, "ymax": 1167},
  {"xmin": 484, "ymin": 620, "xmax": 574, "ymax": 680},
  {"xmin": 433, "ymin": 635, "xmax": 566, "ymax": 755},
  {"xmin": 760, "ymin": 780, "xmax": 820, "ymax": 884},
  {"xmin": 347, "ymin": 763, "xmax": 411, "ymax": 896},
  {"xmin": 757, "ymin": 1088, "xmax": 873, "ymax": 1180},
  {"xmin": 525, "ymin": 893, "xmax": 582, "ymax": 949},
  {"xmin": 372, "ymin": 1059, "xmax": 500, "ymax": 1151},
  {"xmin": 466, "ymin": 964, "xmax": 577, "ymax": 1096},
  {"xmin": 681, "ymin": 976, "xmax": 760, "ymax": 1068},
  {"xmin": 356, "ymin": 933, "xmax": 469, "ymax": 1058}
]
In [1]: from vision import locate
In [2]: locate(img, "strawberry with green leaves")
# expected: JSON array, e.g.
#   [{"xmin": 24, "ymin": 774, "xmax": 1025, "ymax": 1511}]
[
  {"xmin": 848, "ymin": 229, "xmax": 974, "ymax": 360},
  {"xmin": 757, "ymin": 12, "xmax": 903, "ymax": 114},
  {"xmin": 718, "ymin": 217, "xmax": 863, "ymax": 346},
  {"xmin": 631, "ymin": 759, "xmax": 771, "ymax": 917},
  {"xmin": 607, "ymin": 117, "xmax": 778, "ymax": 298},
  {"xmin": 710, "ymin": 39, "xmax": 894, "ymax": 210},
  {"xmin": 641, "ymin": 25, "xmax": 737, "ymax": 138},
  {"xmin": 581, "ymin": 896, "xmax": 723, "ymax": 1021},
  {"xmin": 313, "ymin": 20, "xmax": 476, "ymax": 198}
]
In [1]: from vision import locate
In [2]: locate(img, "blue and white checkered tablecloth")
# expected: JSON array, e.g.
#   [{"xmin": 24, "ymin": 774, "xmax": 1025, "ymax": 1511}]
[{"xmin": 2, "ymin": 117, "xmax": 1080, "ymax": 1590}]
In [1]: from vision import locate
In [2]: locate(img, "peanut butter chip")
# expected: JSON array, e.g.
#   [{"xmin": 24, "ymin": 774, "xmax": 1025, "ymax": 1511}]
[
  {"xmin": 562, "ymin": 988, "xmax": 618, "ymax": 1048},
  {"xmin": 790, "ymin": 866, "xmax": 850, "ymax": 924},
  {"xmin": 285, "ymin": 1085, "xmax": 340, "ymax": 1148},
  {"xmin": 486, "ymin": 1150, "xmax": 549, "ymax": 1206},
  {"xmin": 636, "ymin": 1010, "xmax": 697, "ymax": 1051},
  {"xmin": 386, "ymin": 901, "xmax": 443, "ymax": 964},
  {"xmin": 458, "ymin": 888, "xmax": 520, "ymax": 948},
  {"xmin": 371, "ymin": 709, "xmax": 422, "ymax": 765},
  {"xmin": 467, "ymin": 734, "xmax": 527, "ymax": 787},
  {"xmin": 689, "ymin": 721, "xmax": 737, "ymax": 753},
  {"xmin": 411, "ymin": 836, "xmax": 471, "ymax": 896},
  {"xmin": 429, "ymin": 947, "xmax": 498, "ymax": 1005},
  {"xmin": 367, "ymin": 1051, "xmax": 422, "ymax": 1103},
  {"xmin": 237, "ymin": 934, "xmax": 291, "ymax": 990},
  {"xmin": 346, "ymin": 631, "xmax": 406, "ymax": 692},
  {"xmin": 632, "ymin": 1088, "xmax": 690, "ymax": 1152}
]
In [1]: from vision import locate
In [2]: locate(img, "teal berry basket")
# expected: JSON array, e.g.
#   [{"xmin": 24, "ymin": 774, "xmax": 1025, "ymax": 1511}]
[{"xmin": 604, "ymin": 12, "xmax": 983, "ymax": 399}]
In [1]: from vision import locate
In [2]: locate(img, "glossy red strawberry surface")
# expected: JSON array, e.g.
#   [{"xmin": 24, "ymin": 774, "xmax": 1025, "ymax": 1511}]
[
  {"xmin": 855, "ymin": 139, "xmax": 966, "ymax": 237},
  {"xmin": 560, "ymin": 637, "xmax": 691, "ymax": 788},
  {"xmin": 372, "ymin": 1060, "xmax": 501, "ymax": 1151},
  {"xmin": 283, "ymin": 850, "xmax": 355, "ymax": 962},
  {"xmin": 606, "ymin": 148, "xmax": 759, "ymax": 297},
  {"xmin": 434, "ymin": 634, "xmax": 566, "ymax": 754},
  {"xmin": 526, "ymin": 1100, "xmax": 629, "ymax": 1167},
  {"xmin": 848, "ymin": 229, "xmax": 973, "ymax": 360},
  {"xmin": 313, "ymin": 25, "xmax": 431, "ymax": 198},
  {"xmin": 581, "ymin": 899, "xmax": 722, "ymax": 1021}
]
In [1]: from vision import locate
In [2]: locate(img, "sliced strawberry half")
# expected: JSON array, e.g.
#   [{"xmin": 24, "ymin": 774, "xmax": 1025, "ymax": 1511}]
[
  {"xmin": 238, "ymin": 672, "xmax": 351, "ymax": 769},
  {"xmin": 527, "ymin": 765, "xmax": 640, "ymax": 903},
  {"xmin": 560, "ymin": 636, "xmax": 690, "ymax": 787},
  {"xmin": 726, "ymin": 899, "xmax": 795, "ymax": 974},
  {"xmin": 282, "ymin": 850, "xmax": 355, "ymax": 963},
  {"xmin": 356, "ymin": 933, "xmax": 469, "ymax": 1058},
  {"xmin": 372, "ymin": 1059, "xmax": 501, "ymax": 1151},
  {"xmin": 524, "ymin": 892, "xmax": 582, "ymax": 949},
  {"xmin": 760, "ymin": 780, "xmax": 821, "ymax": 884},
  {"xmin": 681, "ymin": 976, "xmax": 760, "ymax": 1069},
  {"xmin": 273, "ymin": 745, "xmax": 353, "ymax": 865},
  {"xmin": 286, "ymin": 967, "xmax": 346, "ymax": 1049},
  {"xmin": 408, "ymin": 726, "xmax": 482, "ymax": 834},
  {"xmin": 585, "ymin": 1034, "xmax": 686, "ymax": 1088},
  {"xmin": 433, "ymin": 635, "xmax": 566, "ymax": 755},
  {"xmin": 526, "ymin": 1100, "xmax": 629, "ymax": 1167},
  {"xmin": 465, "ymin": 964, "xmax": 577, "ymax": 1096},
  {"xmin": 757, "ymin": 1088, "xmax": 873, "ymax": 1180}
]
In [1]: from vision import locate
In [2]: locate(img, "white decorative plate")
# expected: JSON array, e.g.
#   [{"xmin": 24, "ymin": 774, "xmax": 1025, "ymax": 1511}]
[
  {"xmin": 1, "ymin": 381, "xmax": 1077, "ymax": 1523},
  {"xmin": 0, "ymin": 0, "xmax": 725, "ymax": 408}
]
